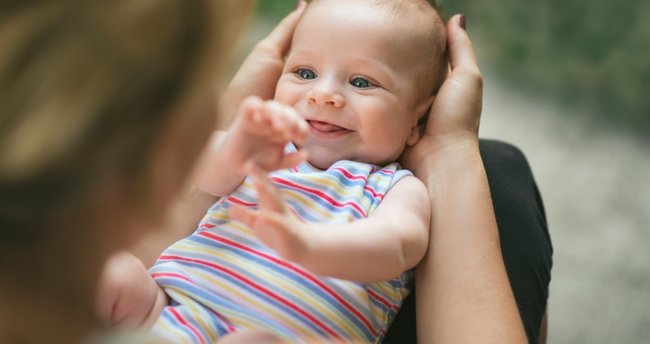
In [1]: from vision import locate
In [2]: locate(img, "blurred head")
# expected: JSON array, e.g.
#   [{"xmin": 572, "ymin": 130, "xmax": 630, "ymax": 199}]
[
  {"xmin": 0, "ymin": 0, "xmax": 250, "ymax": 316},
  {"xmin": 274, "ymin": 0, "xmax": 447, "ymax": 169}
]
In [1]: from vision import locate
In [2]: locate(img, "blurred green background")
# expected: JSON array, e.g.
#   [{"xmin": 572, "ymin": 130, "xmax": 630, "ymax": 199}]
[{"xmin": 254, "ymin": 0, "xmax": 650, "ymax": 137}]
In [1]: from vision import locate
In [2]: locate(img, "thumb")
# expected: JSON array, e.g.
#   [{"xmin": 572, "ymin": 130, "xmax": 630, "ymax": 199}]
[{"xmin": 258, "ymin": 1, "xmax": 307, "ymax": 57}]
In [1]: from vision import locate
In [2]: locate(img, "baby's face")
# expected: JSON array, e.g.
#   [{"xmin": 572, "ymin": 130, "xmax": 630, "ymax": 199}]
[{"xmin": 274, "ymin": 0, "xmax": 436, "ymax": 169}]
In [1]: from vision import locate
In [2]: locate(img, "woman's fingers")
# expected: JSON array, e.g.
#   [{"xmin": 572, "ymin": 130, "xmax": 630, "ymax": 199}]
[
  {"xmin": 424, "ymin": 14, "xmax": 483, "ymax": 136},
  {"xmin": 257, "ymin": 0, "xmax": 307, "ymax": 57},
  {"xmin": 444, "ymin": 14, "xmax": 483, "ymax": 97},
  {"xmin": 447, "ymin": 15, "xmax": 479, "ymax": 74},
  {"xmin": 400, "ymin": 14, "xmax": 485, "ymax": 172}
]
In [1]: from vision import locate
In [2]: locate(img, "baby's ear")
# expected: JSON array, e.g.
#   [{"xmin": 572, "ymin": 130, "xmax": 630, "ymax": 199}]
[
  {"xmin": 406, "ymin": 124, "xmax": 421, "ymax": 146},
  {"xmin": 406, "ymin": 95, "xmax": 435, "ymax": 146}
]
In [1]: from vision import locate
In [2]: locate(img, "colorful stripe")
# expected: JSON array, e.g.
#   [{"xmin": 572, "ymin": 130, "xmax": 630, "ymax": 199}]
[{"xmin": 151, "ymin": 151, "xmax": 413, "ymax": 342}]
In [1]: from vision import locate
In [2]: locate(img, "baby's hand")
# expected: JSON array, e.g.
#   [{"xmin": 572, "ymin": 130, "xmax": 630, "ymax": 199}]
[
  {"xmin": 226, "ymin": 96, "xmax": 309, "ymax": 174},
  {"xmin": 229, "ymin": 165, "xmax": 309, "ymax": 263}
]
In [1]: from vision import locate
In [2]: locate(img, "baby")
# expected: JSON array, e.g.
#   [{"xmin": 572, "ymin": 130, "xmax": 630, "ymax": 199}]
[{"xmin": 98, "ymin": 0, "xmax": 447, "ymax": 342}]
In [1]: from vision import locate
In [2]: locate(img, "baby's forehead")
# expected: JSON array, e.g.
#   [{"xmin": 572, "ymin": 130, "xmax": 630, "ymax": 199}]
[
  {"xmin": 299, "ymin": 0, "xmax": 443, "ymax": 53},
  {"xmin": 304, "ymin": 0, "xmax": 438, "ymax": 26},
  {"xmin": 297, "ymin": 0, "xmax": 447, "ymax": 94}
]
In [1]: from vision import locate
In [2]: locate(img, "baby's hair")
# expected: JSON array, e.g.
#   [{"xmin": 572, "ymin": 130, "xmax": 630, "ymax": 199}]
[
  {"xmin": 368, "ymin": 0, "xmax": 448, "ymax": 100},
  {"xmin": 366, "ymin": 0, "xmax": 448, "ymax": 128}
]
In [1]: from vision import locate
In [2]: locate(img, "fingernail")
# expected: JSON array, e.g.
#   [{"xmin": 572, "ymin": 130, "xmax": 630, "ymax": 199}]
[
  {"xmin": 459, "ymin": 14, "xmax": 466, "ymax": 30},
  {"xmin": 294, "ymin": 0, "xmax": 304, "ymax": 10}
]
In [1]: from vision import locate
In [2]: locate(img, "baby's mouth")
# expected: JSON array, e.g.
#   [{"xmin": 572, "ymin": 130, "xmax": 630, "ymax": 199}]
[{"xmin": 307, "ymin": 120, "xmax": 351, "ymax": 138}]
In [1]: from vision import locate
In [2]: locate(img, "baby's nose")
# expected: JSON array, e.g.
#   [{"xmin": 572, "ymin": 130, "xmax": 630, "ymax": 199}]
[{"xmin": 307, "ymin": 82, "xmax": 345, "ymax": 108}]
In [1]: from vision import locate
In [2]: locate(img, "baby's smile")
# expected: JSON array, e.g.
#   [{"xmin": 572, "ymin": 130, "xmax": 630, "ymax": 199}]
[{"xmin": 307, "ymin": 120, "xmax": 351, "ymax": 139}]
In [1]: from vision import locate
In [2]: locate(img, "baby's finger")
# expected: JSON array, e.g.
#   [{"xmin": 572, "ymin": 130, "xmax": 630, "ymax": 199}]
[
  {"xmin": 278, "ymin": 111, "xmax": 309, "ymax": 144},
  {"xmin": 276, "ymin": 150, "xmax": 308, "ymax": 171},
  {"xmin": 288, "ymin": 114, "xmax": 309, "ymax": 145},
  {"xmin": 262, "ymin": 102, "xmax": 306, "ymax": 141},
  {"xmin": 239, "ymin": 96, "xmax": 265, "ymax": 124},
  {"xmin": 267, "ymin": 102, "xmax": 294, "ymax": 130},
  {"xmin": 249, "ymin": 164, "xmax": 285, "ymax": 213},
  {"xmin": 229, "ymin": 204, "xmax": 258, "ymax": 229}
]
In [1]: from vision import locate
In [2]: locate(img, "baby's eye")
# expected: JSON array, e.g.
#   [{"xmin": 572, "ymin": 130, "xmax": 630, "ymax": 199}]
[
  {"xmin": 350, "ymin": 77, "xmax": 372, "ymax": 89},
  {"xmin": 296, "ymin": 68, "xmax": 317, "ymax": 80}
]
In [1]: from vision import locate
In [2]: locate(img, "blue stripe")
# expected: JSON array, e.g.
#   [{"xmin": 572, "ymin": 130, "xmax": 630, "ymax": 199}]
[
  {"xmin": 156, "ymin": 256, "xmax": 332, "ymax": 337},
  {"xmin": 157, "ymin": 275, "xmax": 296, "ymax": 338},
  {"xmin": 156, "ymin": 307, "xmax": 209, "ymax": 343},
  {"xmin": 152, "ymin": 151, "xmax": 413, "ymax": 341},
  {"xmin": 184, "ymin": 233, "xmax": 375, "ymax": 339}
]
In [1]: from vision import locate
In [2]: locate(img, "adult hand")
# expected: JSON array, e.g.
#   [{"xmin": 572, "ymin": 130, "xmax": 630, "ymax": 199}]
[
  {"xmin": 400, "ymin": 15, "xmax": 527, "ymax": 343},
  {"xmin": 219, "ymin": 0, "xmax": 307, "ymax": 126},
  {"xmin": 400, "ymin": 14, "xmax": 483, "ymax": 177}
]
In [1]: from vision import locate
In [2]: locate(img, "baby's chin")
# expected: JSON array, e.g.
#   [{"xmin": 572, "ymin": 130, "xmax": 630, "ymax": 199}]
[
  {"xmin": 301, "ymin": 142, "xmax": 402, "ymax": 169},
  {"xmin": 302, "ymin": 147, "xmax": 343, "ymax": 170},
  {"xmin": 305, "ymin": 156, "xmax": 337, "ymax": 171},
  {"xmin": 304, "ymin": 152, "xmax": 394, "ymax": 170}
]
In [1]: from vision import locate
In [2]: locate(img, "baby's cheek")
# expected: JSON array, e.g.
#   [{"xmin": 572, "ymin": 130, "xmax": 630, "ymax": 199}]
[
  {"xmin": 273, "ymin": 79, "xmax": 300, "ymax": 105},
  {"xmin": 274, "ymin": 78, "xmax": 306, "ymax": 110}
]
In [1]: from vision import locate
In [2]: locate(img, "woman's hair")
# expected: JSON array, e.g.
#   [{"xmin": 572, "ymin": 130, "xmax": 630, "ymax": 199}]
[{"xmin": 0, "ymin": 0, "xmax": 251, "ymax": 239}]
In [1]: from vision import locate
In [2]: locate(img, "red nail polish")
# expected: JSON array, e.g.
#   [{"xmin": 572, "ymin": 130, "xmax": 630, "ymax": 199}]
[{"xmin": 459, "ymin": 14, "xmax": 466, "ymax": 30}]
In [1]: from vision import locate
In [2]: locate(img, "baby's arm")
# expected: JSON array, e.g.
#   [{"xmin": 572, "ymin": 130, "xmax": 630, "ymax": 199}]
[
  {"xmin": 195, "ymin": 96, "xmax": 308, "ymax": 196},
  {"xmin": 230, "ymin": 167, "xmax": 431, "ymax": 282},
  {"xmin": 95, "ymin": 251, "xmax": 167, "ymax": 329}
]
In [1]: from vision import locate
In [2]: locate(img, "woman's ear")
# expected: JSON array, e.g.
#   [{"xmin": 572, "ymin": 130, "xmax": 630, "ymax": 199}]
[{"xmin": 406, "ymin": 95, "xmax": 435, "ymax": 146}]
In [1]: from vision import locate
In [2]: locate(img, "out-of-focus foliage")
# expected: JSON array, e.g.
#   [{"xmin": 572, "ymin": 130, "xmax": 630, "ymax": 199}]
[
  {"xmin": 255, "ymin": 0, "xmax": 650, "ymax": 134},
  {"xmin": 255, "ymin": 0, "xmax": 294, "ymax": 21},
  {"xmin": 438, "ymin": 0, "xmax": 650, "ymax": 134}
]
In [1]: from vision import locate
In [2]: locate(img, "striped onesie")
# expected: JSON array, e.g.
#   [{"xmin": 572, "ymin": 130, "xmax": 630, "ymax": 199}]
[{"xmin": 150, "ymin": 149, "xmax": 414, "ymax": 343}]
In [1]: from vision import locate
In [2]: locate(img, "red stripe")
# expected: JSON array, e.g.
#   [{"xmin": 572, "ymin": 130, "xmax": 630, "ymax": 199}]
[
  {"xmin": 205, "ymin": 307, "xmax": 237, "ymax": 332},
  {"xmin": 200, "ymin": 223, "xmax": 215, "ymax": 229},
  {"xmin": 156, "ymin": 272, "xmax": 237, "ymax": 333},
  {"xmin": 333, "ymin": 167, "xmax": 367, "ymax": 181},
  {"xmin": 367, "ymin": 288, "xmax": 399, "ymax": 311},
  {"xmin": 198, "ymin": 231, "xmax": 379, "ymax": 337},
  {"xmin": 152, "ymin": 272, "xmax": 194, "ymax": 284},
  {"xmin": 333, "ymin": 166, "xmax": 385, "ymax": 200},
  {"xmin": 270, "ymin": 177, "xmax": 367, "ymax": 217},
  {"xmin": 363, "ymin": 186, "xmax": 384, "ymax": 199},
  {"xmin": 168, "ymin": 307, "xmax": 207, "ymax": 344},
  {"xmin": 159, "ymin": 253, "xmax": 343, "ymax": 340},
  {"xmin": 227, "ymin": 196, "xmax": 256, "ymax": 207}
]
